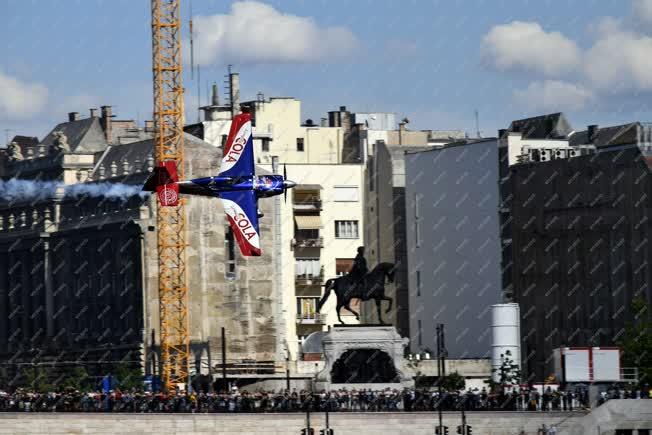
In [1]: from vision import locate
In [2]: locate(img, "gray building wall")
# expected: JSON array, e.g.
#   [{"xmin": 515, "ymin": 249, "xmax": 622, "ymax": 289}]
[
  {"xmin": 405, "ymin": 139, "xmax": 502, "ymax": 358},
  {"xmin": 363, "ymin": 142, "xmax": 432, "ymax": 338}
]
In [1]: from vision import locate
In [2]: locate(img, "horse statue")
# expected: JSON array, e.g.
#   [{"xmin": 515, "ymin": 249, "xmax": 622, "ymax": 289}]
[{"xmin": 317, "ymin": 262, "xmax": 395, "ymax": 324}]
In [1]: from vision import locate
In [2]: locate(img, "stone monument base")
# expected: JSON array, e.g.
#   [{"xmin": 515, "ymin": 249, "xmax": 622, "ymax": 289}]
[{"xmin": 315, "ymin": 325, "xmax": 414, "ymax": 391}]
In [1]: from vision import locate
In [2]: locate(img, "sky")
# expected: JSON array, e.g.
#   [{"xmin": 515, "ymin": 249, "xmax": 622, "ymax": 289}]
[{"xmin": 2, "ymin": 0, "xmax": 652, "ymax": 142}]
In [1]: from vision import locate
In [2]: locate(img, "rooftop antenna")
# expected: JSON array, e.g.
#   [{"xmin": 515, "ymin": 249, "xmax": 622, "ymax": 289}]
[
  {"xmin": 475, "ymin": 109, "xmax": 481, "ymax": 138},
  {"xmin": 189, "ymin": 0, "xmax": 194, "ymax": 80},
  {"xmin": 196, "ymin": 65, "xmax": 201, "ymax": 123},
  {"xmin": 189, "ymin": 0, "xmax": 201, "ymax": 122}
]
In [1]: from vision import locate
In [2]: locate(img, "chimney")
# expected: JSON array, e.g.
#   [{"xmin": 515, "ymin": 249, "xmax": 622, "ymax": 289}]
[
  {"xmin": 100, "ymin": 106, "xmax": 113, "ymax": 142},
  {"xmin": 229, "ymin": 72, "xmax": 240, "ymax": 118},
  {"xmin": 398, "ymin": 118, "xmax": 409, "ymax": 146},
  {"xmin": 90, "ymin": 108, "xmax": 98, "ymax": 118},
  {"xmin": 68, "ymin": 112, "xmax": 80, "ymax": 122},
  {"xmin": 587, "ymin": 125, "xmax": 599, "ymax": 143},
  {"xmin": 211, "ymin": 83, "xmax": 220, "ymax": 106}
]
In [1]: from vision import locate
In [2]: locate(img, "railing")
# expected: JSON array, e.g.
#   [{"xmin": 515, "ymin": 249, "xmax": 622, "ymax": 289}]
[
  {"xmin": 292, "ymin": 199, "xmax": 322, "ymax": 211},
  {"xmin": 212, "ymin": 360, "xmax": 277, "ymax": 376},
  {"xmin": 296, "ymin": 313, "xmax": 325, "ymax": 324},
  {"xmin": 620, "ymin": 367, "xmax": 639, "ymax": 383},
  {"xmin": 295, "ymin": 272, "xmax": 324, "ymax": 286},
  {"xmin": 292, "ymin": 237, "xmax": 324, "ymax": 249}
]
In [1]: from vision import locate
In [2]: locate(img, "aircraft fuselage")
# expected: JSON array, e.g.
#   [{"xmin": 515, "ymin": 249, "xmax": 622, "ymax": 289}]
[{"xmin": 187, "ymin": 174, "xmax": 295, "ymax": 198}]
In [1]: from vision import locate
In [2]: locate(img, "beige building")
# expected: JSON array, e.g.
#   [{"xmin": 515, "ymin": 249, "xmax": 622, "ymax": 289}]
[
  {"xmin": 187, "ymin": 82, "xmax": 346, "ymax": 165},
  {"xmin": 256, "ymin": 163, "xmax": 366, "ymax": 359}
]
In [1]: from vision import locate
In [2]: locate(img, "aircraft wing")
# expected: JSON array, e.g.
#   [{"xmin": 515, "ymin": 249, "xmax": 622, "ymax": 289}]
[
  {"xmin": 219, "ymin": 112, "xmax": 255, "ymax": 178},
  {"xmin": 220, "ymin": 190, "xmax": 261, "ymax": 256}
]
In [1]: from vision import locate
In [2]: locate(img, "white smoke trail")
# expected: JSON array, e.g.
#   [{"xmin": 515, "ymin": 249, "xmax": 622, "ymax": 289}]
[
  {"xmin": 0, "ymin": 179, "xmax": 149, "ymax": 202},
  {"xmin": 65, "ymin": 182, "xmax": 149, "ymax": 200}
]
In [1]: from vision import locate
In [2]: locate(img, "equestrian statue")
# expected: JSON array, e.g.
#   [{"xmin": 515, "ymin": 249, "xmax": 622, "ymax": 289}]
[{"xmin": 317, "ymin": 246, "xmax": 395, "ymax": 324}]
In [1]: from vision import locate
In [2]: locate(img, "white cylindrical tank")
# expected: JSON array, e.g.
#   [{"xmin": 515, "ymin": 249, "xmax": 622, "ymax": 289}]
[{"xmin": 491, "ymin": 303, "xmax": 521, "ymax": 382}]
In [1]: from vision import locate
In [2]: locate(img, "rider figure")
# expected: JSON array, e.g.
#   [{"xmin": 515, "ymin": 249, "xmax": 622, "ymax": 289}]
[{"xmin": 348, "ymin": 246, "xmax": 368, "ymax": 292}]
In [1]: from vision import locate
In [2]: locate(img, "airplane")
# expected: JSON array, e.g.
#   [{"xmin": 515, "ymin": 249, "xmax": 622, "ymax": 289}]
[{"xmin": 143, "ymin": 111, "xmax": 296, "ymax": 256}]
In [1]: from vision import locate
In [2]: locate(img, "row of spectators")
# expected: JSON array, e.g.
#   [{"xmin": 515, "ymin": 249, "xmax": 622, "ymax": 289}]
[{"xmin": 0, "ymin": 387, "xmax": 612, "ymax": 413}]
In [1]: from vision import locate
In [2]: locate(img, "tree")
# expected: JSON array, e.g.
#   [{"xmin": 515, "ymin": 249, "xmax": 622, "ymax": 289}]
[
  {"xmin": 618, "ymin": 296, "xmax": 652, "ymax": 387},
  {"xmin": 114, "ymin": 362, "xmax": 143, "ymax": 391},
  {"xmin": 23, "ymin": 366, "xmax": 54, "ymax": 393},
  {"xmin": 441, "ymin": 371, "xmax": 466, "ymax": 391},
  {"xmin": 485, "ymin": 350, "xmax": 521, "ymax": 393},
  {"xmin": 58, "ymin": 366, "xmax": 90, "ymax": 391}
]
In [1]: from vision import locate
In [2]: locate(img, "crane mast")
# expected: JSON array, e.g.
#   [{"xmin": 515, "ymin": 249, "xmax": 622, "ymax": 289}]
[{"xmin": 151, "ymin": 0, "xmax": 189, "ymax": 392}]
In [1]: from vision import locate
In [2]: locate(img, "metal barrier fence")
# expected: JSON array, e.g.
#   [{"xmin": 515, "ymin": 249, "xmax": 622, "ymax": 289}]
[{"xmin": 0, "ymin": 389, "xmax": 619, "ymax": 413}]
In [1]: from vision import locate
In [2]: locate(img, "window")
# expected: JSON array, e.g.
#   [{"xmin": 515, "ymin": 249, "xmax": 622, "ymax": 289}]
[
  {"xmin": 295, "ymin": 258, "xmax": 320, "ymax": 278},
  {"xmin": 416, "ymin": 270, "xmax": 421, "ymax": 297},
  {"xmin": 225, "ymin": 226, "xmax": 236, "ymax": 277},
  {"xmin": 261, "ymin": 138, "xmax": 270, "ymax": 152},
  {"xmin": 334, "ymin": 186, "xmax": 359, "ymax": 202},
  {"xmin": 335, "ymin": 220, "xmax": 359, "ymax": 239},
  {"xmin": 296, "ymin": 138, "xmax": 304, "ymax": 151},
  {"xmin": 336, "ymin": 258, "xmax": 354, "ymax": 276},
  {"xmin": 297, "ymin": 297, "xmax": 319, "ymax": 318}
]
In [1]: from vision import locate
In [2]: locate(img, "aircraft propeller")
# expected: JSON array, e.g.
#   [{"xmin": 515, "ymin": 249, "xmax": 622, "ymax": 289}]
[{"xmin": 283, "ymin": 163, "xmax": 288, "ymax": 203}]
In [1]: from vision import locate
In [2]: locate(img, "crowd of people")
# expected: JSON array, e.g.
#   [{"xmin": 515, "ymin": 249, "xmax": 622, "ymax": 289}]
[{"xmin": 0, "ymin": 386, "xmax": 618, "ymax": 413}]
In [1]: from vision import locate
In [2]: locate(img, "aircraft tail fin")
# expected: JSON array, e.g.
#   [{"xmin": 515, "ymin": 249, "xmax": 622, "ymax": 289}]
[{"xmin": 142, "ymin": 161, "xmax": 180, "ymax": 206}]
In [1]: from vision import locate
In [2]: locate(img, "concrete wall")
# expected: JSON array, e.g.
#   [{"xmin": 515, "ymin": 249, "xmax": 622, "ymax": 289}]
[
  {"xmin": 504, "ymin": 132, "xmax": 568, "ymax": 166},
  {"xmin": 0, "ymin": 411, "xmax": 591, "ymax": 435},
  {"xmin": 363, "ymin": 143, "xmax": 431, "ymax": 335},
  {"xmin": 405, "ymin": 139, "xmax": 503, "ymax": 358},
  {"xmin": 143, "ymin": 140, "xmax": 278, "ymax": 374}
]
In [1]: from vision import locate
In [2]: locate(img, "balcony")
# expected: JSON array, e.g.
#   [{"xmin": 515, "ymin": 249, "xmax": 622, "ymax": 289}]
[
  {"xmin": 292, "ymin": 236, "xmax": 324, "ymax": 249},
  {"xmin": 296, "ymin": 313, "xmax": 325, "ymax": 325},
  {"xmin": 295, "ymin": 269, "xmax": 324, "ymax": 286},
  {"xmin": 292, "ymin": 199, "xmax": 322, "ymax": 211},
  {"xmin": 293, "ymin": 185, "xmax": 323, "ymax": 211}
]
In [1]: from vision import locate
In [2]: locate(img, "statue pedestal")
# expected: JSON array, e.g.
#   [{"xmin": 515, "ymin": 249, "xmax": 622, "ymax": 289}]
[{"xmin": 314, "ymin": 325, "xmax": 414, "ymax": 391}]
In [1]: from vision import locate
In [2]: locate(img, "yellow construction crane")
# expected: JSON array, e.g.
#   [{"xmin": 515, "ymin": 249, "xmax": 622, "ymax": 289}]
[{"xmin": 150, "ymin": 0, "xmax": 189, "ymax": 392}]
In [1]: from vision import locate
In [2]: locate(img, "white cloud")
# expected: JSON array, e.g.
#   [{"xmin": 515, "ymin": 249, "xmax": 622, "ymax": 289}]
[
  {"xmin": 192, "ymin": 1, "xmax": 360, "ymax": 65},
  {"xmin": 513, "ymin": 80, "xmax": 594, "ymax": 112},
  {"xmin": 481, "ymin": 21, "xmax": 580, "ymax": 76},
  {"xmin": 584, "ymin": 25, "xmax": 652, "ymax": 93},
  {"xmin": 633, "ymin": 0, "xmax": 652, "ymax": 24},
  {"xmin": 0, "ymin": 71, "xmax": 48, "ymax": 120}
]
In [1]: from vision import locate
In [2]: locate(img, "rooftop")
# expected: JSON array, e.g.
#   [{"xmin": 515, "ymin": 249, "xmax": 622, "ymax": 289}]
[{"xmin": 507, "ymin": 113, "xmax": 573, "ymax": 140}]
